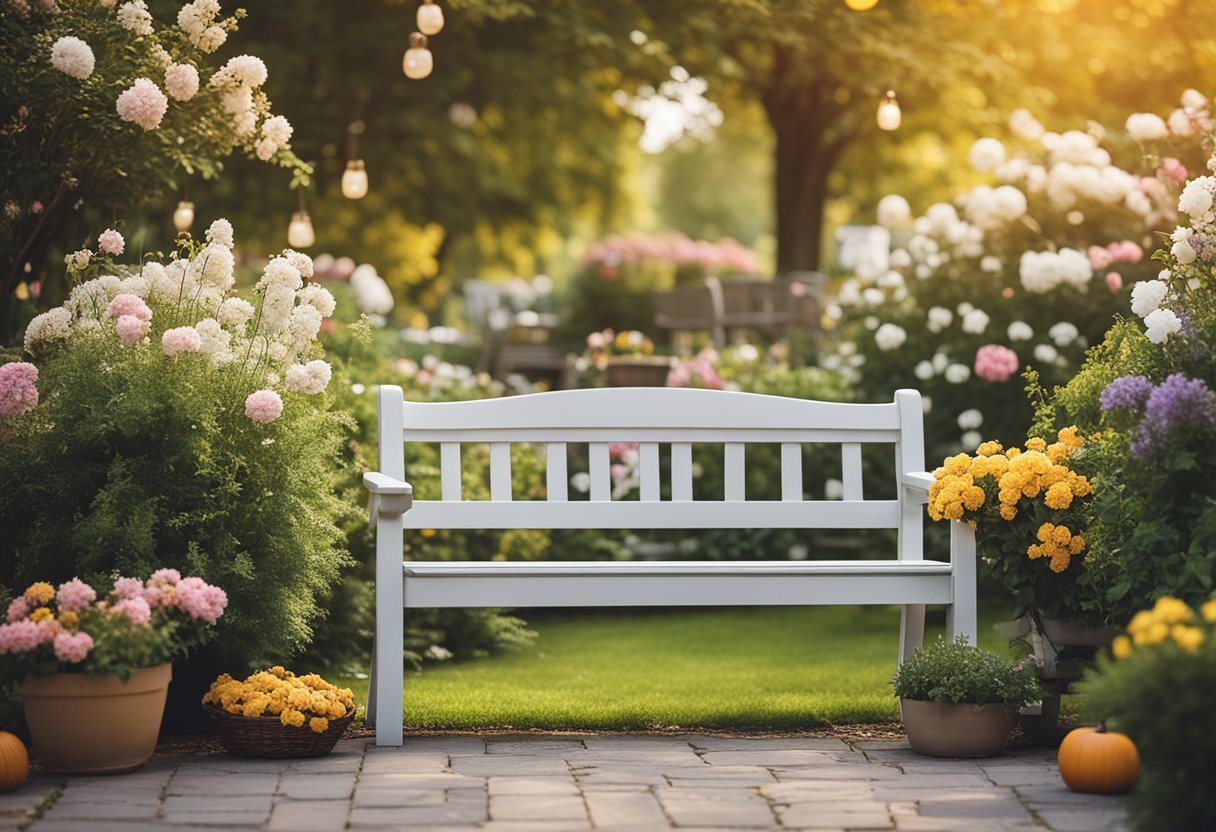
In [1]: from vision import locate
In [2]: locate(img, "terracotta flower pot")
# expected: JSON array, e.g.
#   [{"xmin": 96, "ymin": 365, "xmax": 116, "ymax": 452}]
[
  {"xmin": 19, "ymin": 663, "xmax": 172, "ymax": 774},
  {"xmin": 900, "ymin": 698, "xmax": 1016, "ymax": 758}
]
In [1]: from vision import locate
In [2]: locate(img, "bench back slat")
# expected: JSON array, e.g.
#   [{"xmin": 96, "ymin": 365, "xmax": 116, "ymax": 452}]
[
  {"xmin": 589, "ymin": 442, "xmax": 610, "ymax": 501},
  {"xmin": 671, "ymin": 442, "xmax": 694, "ymax": 501},
  {"xmin": 640, "ymin": 443, "xmax": 661, "ymax": 502},
  {"xmin": 781, "ymin": 443, "xmax": 802, "ymax": 501},
  {"xmin": 724, "ymin": 443, "xmax": 746, "ymax": 501},
  {"xmin": 842, "ymin": 442, "xmax": 864, "ymax": 500},
  {"xmin": 440, "ymin": 442, "xmax": 461, "ymax": 501},
  {"xmin": 545, "ymin": 442, "xmax": 568, "ymax": 501},
  {"xmin": 489, "ymin": 442, "xmax": 512, "ymax": 501}
]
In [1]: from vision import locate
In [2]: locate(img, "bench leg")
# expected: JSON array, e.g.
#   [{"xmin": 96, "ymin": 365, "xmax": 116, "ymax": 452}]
[
  {"xmin": 947, "ymin": 520, "xmax": 979, "ymax": 647},
  {"xmin": 374, "ymin": 516, "xmax": 405, "ymax": 747},
  {"xmin": 898, "ymin": 604, "xmax": 926, "ymax": 663}
]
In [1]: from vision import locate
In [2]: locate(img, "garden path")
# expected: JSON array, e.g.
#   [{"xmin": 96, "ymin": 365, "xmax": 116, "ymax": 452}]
[{"xmin": 0, "ymin": 734, "xmax": 1124, "ymax": 831}]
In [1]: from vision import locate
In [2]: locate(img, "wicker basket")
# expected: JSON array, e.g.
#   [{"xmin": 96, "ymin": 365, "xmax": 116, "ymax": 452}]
[{"xmin": 204, "ymin": 704, "xmax": 353, "ymax": 758}]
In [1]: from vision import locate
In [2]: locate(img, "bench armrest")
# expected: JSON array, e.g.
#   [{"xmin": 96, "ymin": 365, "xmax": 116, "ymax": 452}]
[
  {"xmin": 901, "ymin": 472, "xmax": 934, "ymax": 505},
  {"xmin": 364, "ymin": 472, "xmax": 414, "ymax": 519}
]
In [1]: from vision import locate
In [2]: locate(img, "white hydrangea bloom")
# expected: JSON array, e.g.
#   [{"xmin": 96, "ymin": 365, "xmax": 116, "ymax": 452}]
[
  {"xmin": 50, "ymin": 36, "xmax": 95, "ymax": 80},
  {"xmin": 944, "ymin": 364, "xmax": 971, "ymax": 384},
  {"xmin": 1130, "ymin": 279, "xmax": 1168, "ymax": 318},
  {"xmin": 931, "ymin": 352, "xmax": 949, "ymax": 373},
  {"xmin": 1033, "ymin": 343, "xmax": 1059, "ymax": 364},
  {"xmin": 1172, "ymin": 237, "xmax": 1198, "ymax": 265},
  {"xmin": 926, "ymin": 306, "xmax": 953, "ymax": 333},
  {"xmin": 1143, "ymin": 308, "xmax": 1182, "ymax": 344},
  {"xmin": 23, "ymin": 307, "xmax": 73, "ymax": 355},
  {"xmin": 876, "ymin": 194, "xmax": 911, "ymax": 228},
  {"xmin": 117, "ymin": 0, "xmax": 154, "ymax": 35},
  {"xmin": 164, "ymin": 63, "xmax": 200, "ymax": 102},
  {"xmin": 1178, "ymin": 176, "xmax": 1215, "ymax": 222},
  {"xmin": 961, "ymin": 308, "xmax": 990, "ymax": 335},
  {"xmin": 1181, "ymin": 88, "xmax": 1209, "ymax": 110},
  {"xmin": 257, "ymin": 257, "xmax": 303, "ymax": 292},
  {"xmin": 914, "ymin": 360, "xmax": 935, "ymax": 380},
  {"xmin": 298, "ymin": 284, "xmax": 336, "ymax": 317},
  {"xmin": 1168, "ymin": 108, "xmax": 1196, "ymax": 138},
  {"xmin": 350, "ymin": 265, "xmax": 395, "ymax": 315},
  {"xmin": 1046, "ymin": 322, "xmax": 1079, "ymax": 347},
  {"xmin": 190, "ymin": 243, "xmax": 235, "ymax": 289},
  {"xmin": 217, "ymin": 297, "xmax": 255, "ymax": 331},
  {"xmin": 956, "ymin": 409, "xmax": 983, "ymax": 430},
  {"xmin": 874, "ymin": 323, "xmax": 907, "ymax": 352},
  {"xmin": 205, "ymin": 218, "xmax": 234, "ymax": 248},
  {"xmin": 194, "ymin": 317, "xmax": 232, "ymax": 359},
  {"xmin": 261, "ymin": 114, "xmax": 293, "ymax": 144},
  {"xmin": 1125, "ymin": 112, "xmax": 1169, "ymax": 143},
  {"xmin": 287, "ymin": 304, "xmax": 323, "ymax": 356},
  {"xmin": 1007, "ymin": 321, "xmax": 1033, "ymax": 341},
  {"xmin": 284, "ymin": 250, "xmax": 313, "ymax": 279},
  {"xmin": 1009, "ymin": 108, "xmax": 1044, "ymax": 141},
  {"xmin": 968, "ymin": 138, "xmax": 1006, "ymax": 173},
  {"xmin": 285, "ymin": 359, "xmax": 332, "ymax": 395}
]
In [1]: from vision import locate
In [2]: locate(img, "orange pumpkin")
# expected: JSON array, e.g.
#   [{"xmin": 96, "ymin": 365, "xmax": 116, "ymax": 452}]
[
  {"xmin": 0, "ymin": 731, "xmax": 28, "ymax": 793},
  {"xmin": 1058, "ymin": 721, "xmax": 1139, "ymax": 794}
]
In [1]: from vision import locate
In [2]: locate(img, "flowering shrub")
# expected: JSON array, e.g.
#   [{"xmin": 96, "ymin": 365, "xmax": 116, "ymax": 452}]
[
  {"xmin": 927, "ymin": 428, "xmax": 1095, "ymax": 620},
  {"xmin": 821, "ymin": 92, "xmax": 1211, "ymax": 456},
  {"xmin": 0, "ymin": 0, "xmax": 309, "ymax": 339},
  {"xmin": 0, "ymin": 223, "xmax": 354, "ymax": 663},
  {"xmin": 1028, "ymin": 124, "xmax": 1216, "ymax": 626},
  {"xmin": 203, "ymin": 666, "xmax": 355, "ymax": 733},
  {"xmin": 891, "ymin": 635, "xmax": 1042, "ymax": 710},
  {"xmin": 1082, "ymin": 595, "xmax": 1216, "ymax": 831},
  {"xmin": 0, "ymin": 572, "xmax": 225, "ymax": 680}
]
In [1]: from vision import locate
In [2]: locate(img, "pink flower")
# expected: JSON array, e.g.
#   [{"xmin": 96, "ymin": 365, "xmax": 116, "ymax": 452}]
[
  {"xmin": 108, "ymin": 293, "xmax": 151, "ymax": 322},
  {"xmin": 162, "ymin": 326, "xmax": 202, "ymax": 357},
  {"xmin": 57, "ymin": 578, "xmax": 97, "ymax": 611},
  {"xmin": 97, "ymin": 228, "xmax": 124, "ymax": 255},
  {"xmin": 608, "ymin": 441, "xmax": 640, "ymax": 459},
  {"xmin": 115, "ymin": 78, "xmax": 168, "ymax": 131},
  {"xmin": 610, "ymin": 463, "xmax": 630, "ymax": 483},
  {"xmin": 112, "ymin": 596, "xmax": 151, "ymax": 626},
  {"xmin": 173, "ymin": 577, "xmax": 227, "ymax": 623},
  {"xmin": 244, "ymin": 389, "xmax": 283, "ymax": 424},
  {"xmin": 1105, "ymin": 271, "xmax": 1124, "ymax": 293},
  {"xmin": 0, "ymin": 361, "xmax": 39, "ymax": 419},
  {"xmin": 1161, "ymin": 157, "xmax": 1188, "ymax": 186},
  {"xmin": 52, "ymin": 630, "xmax": 94, "ymax": 663},
  {"xmin": 112, "ymin": 577, "xmax": 145, "ymax": 600},
  {"xmin": 31, "ymin": 201, "xmax": 43, "ymax": 214},
  {"xmin": 115, "ymin": 314, "xmax": 150, "ymax": 345},
  {"xmin": 1087, "ymin": 245, "xmax": 1112, "ymax": 271},
  {"xmin": 973, "ymin": 344, "xmax": 1020, "ymax": 383},
  {"xmin": 0, "ymin": 620, "xmax": 48, "ymax": 653},
  {"xmin": 6, "ymin": 596, "xmax": 31, "ymax": 624},
  {"xmin": 149, "ymin": 568, "xmax": 181, "ymax": 586},
  {"xmin": 1108, "ymin": 240, "xmax": 1143, "ymax": 263}
]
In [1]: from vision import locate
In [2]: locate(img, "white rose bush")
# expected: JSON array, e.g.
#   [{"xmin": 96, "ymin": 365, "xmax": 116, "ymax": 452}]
[{"xmin": 821, "ymin": 91, "xmax": 1212, "ymax": 455}]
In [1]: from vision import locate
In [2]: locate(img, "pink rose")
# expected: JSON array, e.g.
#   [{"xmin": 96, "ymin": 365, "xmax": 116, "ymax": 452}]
[
  {"xmin": 244, "ymin": 389, "xmax": 283, "ymax": 424},
  {"xmin": 973, "ymin": 344, "xmax": 1020, "ymax": 383}
]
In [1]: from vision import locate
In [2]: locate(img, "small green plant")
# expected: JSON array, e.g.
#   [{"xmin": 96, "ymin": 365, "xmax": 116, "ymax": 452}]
[{"xmin": 891, "ymin": 636, "xmax": 1041, "ymax": 709}]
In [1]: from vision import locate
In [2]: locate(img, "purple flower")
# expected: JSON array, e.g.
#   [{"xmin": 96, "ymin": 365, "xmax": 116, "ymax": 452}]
[
  {"xmin": 1131, "ymin": 373, "xmax": 1216, "ymax": 458},
  {"xmin": 1100, "ymin": 375, "xmax": 1154, "ymax": 413}
]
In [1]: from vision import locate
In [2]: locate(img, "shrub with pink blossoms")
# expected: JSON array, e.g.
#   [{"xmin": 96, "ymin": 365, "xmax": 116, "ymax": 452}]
[
  {"xmin": 974, "ymin": 344, "xmax": 1021, "ymax": 382},
  {"xmin": 0, "ymin": 575, "xmax": 226, "ymax": 680},
  {"xmin": 0, "ymin": 361, "xmax": 39, "ymax": 418}
]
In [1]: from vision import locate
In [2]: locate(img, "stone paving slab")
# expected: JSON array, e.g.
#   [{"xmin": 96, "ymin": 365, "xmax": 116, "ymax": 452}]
[{"xmin": 2, "ymin": 733, "xmax": 1130, "ymax": 831}]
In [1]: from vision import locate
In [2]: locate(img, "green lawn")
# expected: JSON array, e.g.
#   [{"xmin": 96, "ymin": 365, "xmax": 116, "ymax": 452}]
[{"xmin": 339, "ymin": 604, "xmax": 1016, "ymax": 731}]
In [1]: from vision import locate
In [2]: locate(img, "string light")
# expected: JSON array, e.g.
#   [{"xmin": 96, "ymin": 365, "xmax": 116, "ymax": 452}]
[
  {"xmin": 341, "ymin": 121, "xmax": 368, "ymax": 199},
  {"xmin": 403, "ymin": 32, "xmax": 433, "ymax": 79},
  {"xmin": 287, "ymin": 187, "xmax": 315, "ymax": 248},
  {"xmin": 172, "ymin": 200, "xmax": 195, "ymax": 233},
  {"xmin": 877, "ymin": 90, "xmax": 902, "ymax": 131},
  {"xmin": 417, "ymin": 0, "xmax": 444, "ymax": 35},
  {"xmin": 844, "ymin": 0, "xmax": 879, "ymax": 9}
]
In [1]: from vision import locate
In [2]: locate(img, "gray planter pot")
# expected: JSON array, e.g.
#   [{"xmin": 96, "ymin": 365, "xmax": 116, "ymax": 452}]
[{"xmin": 900, "ymin": 698, "xmax": 1016, "ymax": 758}]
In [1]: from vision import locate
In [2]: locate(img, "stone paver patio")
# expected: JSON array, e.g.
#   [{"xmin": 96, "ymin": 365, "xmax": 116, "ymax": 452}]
[{"xmin": 0, "ymin": 734, "xmax": 1126, "ymax": 832}]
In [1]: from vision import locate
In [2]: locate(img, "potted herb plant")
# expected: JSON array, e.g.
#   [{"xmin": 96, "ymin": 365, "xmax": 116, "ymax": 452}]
[{"xmin": 892, "ymin": 636, "xmax": 1042, "ymax": 757}]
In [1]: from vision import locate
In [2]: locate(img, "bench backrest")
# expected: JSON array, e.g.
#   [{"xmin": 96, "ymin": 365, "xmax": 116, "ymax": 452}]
[{"xmin": 378, "ymin": 386, "xmax": 926, "ymax": 557}]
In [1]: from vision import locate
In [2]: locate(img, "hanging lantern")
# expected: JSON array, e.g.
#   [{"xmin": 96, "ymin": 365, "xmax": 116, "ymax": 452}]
[
  {"xmin": 341, "ymin": 160, "xmax": 369, "ymax": 199},
  {"xmin": 403, "ymin": 32, "xmax": 433, "ymax": 79},
  {"xmin": 844, "ymin": 0, "xmax": 880, "ymax": 9},
  {"xmin": 173, "ymin": 200, "xmax": 195, "ymax": 233},
  {"xmin": 877, "ymin": 90, "xmax": 902, "ymax": 131},
  {"xmin": 287, "ymin": 211, "xmax": 315, "ymax": 248},
  {"xmin": 417, "ymin": 0, "xmax": 444, "ymax": 36}
]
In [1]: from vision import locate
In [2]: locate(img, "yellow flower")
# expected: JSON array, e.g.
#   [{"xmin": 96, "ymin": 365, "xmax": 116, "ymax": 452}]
[
  {"xmin": 242, "ymin": 700, "xmax": 268, "ymax": 718},
  {"xmin": 1201, "ymin": 598, "xmax": 1216, "ymax": 623},
  {"xmin": 280, "ymin": 709, "xmax": 306, "ymax": 728},
  {"xmin": 329, "ymin": 702, "xmax": 348, "ymax": 719},
  {"xmin": 1043, "ymin": 482, "xmax": 1074, "ymax": 510},
  {"xmin": 962, "ymin": 486, "xmax": 986, "ymax": 511},
  {"xmin": 999, "ymin": 505, "xmax": 1017, "ymax": 521},
  {"xmin": 1025, "ymin": 437, "xmax": 1047, "ymax": 452},
  {"xmin": 30, "ymin": 606, "xmax": 52, "ymax": 623},
  {"xmin": 1171, "ymin": 624, "xmax": 1204, "ymax": 653},
  {"xmin": 1111, "ymin": 635, "xmax": 1133, "ymax": 660},
  {"xmin": 308, "ymin": 717, "xmax": 330, "ymax": 734},
  {"xmin": 976, "ymin": 441, "xmax": 1003, "ymax": 457},
  {"xmin": 1057, "ymin": 425, "xmax": 1083, "ymax": 449},
  {"xmin": 24, "ymin": 582, "xmax": 54, "ymax": 604},
  {"xmin": 58, "ymin": 609, "xmax": 79, "ymax": 629},
  {"xmin": 1152, "ymin": 597, "xmax": 1193, "ymax": 624}
]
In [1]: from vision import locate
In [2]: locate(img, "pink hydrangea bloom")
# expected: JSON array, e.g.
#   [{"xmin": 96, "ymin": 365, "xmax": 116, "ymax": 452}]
[
  {"xmin": 56, "ymin": 577, "xmax": 97, "ymax": 612},
  {"xmin": 173, "ymin": 577, "xmax": 228, "ymax": 623},
  {"xmin": 162, "ymin": 326, "xmax": 202, "ymax": 357},
  {"xmin": 108, "ymin": 293, "xmax": 152, "ymax": 322},
  {"xmin": 113, "ymin": 596, "xmax": 152, "ymax": 626},
  {"xmin": 610, "ymin": 463, "xmax": 630, "ymax": 483},
  {"xmin": 6, "ymin": 596, "xmax": 31, "ymax": 624},
  {"xmin": 1105, "ymin": 271, "xmax": 1124, "ymax": 293},
  {"xmin": 150, "ymin": 568, "xmax": 181, "ymax": 586},
  {"xmin": 52, "ymin": 630, "xmax": 94, "ymax": 663},
  {"xmin": 115, "ymin": 314, "xmax": 151, "ymax": 345},
  {"xmin": 0, "ymin": 361, "xmax": 39, "ymax": 418},
  {"xmin": 1161, "ymin": 157, "xmax": 1188, "ymax": 186},
  {"xmin": 115, "ymin": 78, "xmax": 168, "ymax": 131},
  {"xmin": 1087, "ymin": 245, "xmax": 1112, "ymax": 271},
  {"xmin": 112, "ymin": 576, "xmax": 145, "ymax": 600},
  {"xmin": 0, "ymin": 620, "xmax": 50, "ymax": 653},
  {"xmin": 973, "ymin": 344, "xmax": 1020, "ymax": 383},
  {"xmin": 245, "ymin": 389, "xmax": 283, "ymax": 424},
  {"xmin": 1108, "ymin": 240, "xmax": 1143, "ymax": 263},
  {"xmin": 97, "ymin": 228, "xmax": 124, "ymax": 255}
]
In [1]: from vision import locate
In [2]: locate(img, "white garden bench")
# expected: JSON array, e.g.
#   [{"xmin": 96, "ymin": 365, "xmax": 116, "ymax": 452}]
[{"xmin": 363, "ymin": 385, "xmax": 977, "ymax": 746}]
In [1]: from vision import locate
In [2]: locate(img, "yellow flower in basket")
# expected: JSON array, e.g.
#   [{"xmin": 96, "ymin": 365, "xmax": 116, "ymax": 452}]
[{"xmin": 203, "ymin": 668, "xmax": 356, "ymax": 733}]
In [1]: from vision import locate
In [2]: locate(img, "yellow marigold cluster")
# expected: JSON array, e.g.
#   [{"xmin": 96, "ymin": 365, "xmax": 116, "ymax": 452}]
[
  {"xmin": 24, "ymin": 582, "xmax": 55, "ymax": 605},
  {"xmin": 202, "ymin": 666, "xmax": 356, "ymax": 733},
  {"xmin": 1026, "ymin": 523, "xmax": 1086, "ymax": 573},
  {"xmin": 1111, "ymin": 596, "xmax": 1212, "ymax": 660},
  {"xmin": 927, "ymin": 427, "xmax": 1092, "ymax": 524}
]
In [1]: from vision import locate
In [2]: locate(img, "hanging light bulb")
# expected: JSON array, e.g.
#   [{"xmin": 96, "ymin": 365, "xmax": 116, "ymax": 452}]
[
  {"xmin": 288, "ymin": 211, "xmax": 315, "ymax": 248},
  {"xmin": 403, "ymin": 32, "xmax": 433, "ymax": 79},
  {"xmin": 173, "ymin": 200, "xmax": 195, "ymax": 233},
  {"xmin": 341, "ymin": 160, "xmax": 369, "ymax": 199},
  {"xmin": 417, "ymin": 0, "xmax": 444, "ymax": 35},
  {"xmin": 844, "ymin": 0, "xmax": 879, "ymax": 9},
  {"xmin": 876, "ymin": 90, "xmax": 902, "ymax": 131}
]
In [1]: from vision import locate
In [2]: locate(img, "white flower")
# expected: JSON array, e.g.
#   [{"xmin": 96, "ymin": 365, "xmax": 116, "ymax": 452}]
[
  {"xmin": 876, "ymin": 194, "xmax": 911, "ymax": 228},
  {"xmin": 914, "ymin": 360, "xmax": 934, "ymax": 380},
  {"xmin": 1007, "ymin": 321, "xmax": 1033, "ymax": 341},
  {"xmin": 926, "ymin": 306, "xmax": 953, "ymax": 333},
  {"xmin": 206, "ymin": 218, "xmax": 234, "ymax": 248},
  {"xmin": 1130, "ymin": 279, "xmax": 1169, "ymax": 318},
  {"xmin": 194, "ymin": 318, "xmax": 232, "ymax": 359},
  {"xmin": 961, "ymin": 308, "xmax": 990, "ymax": 335},
  {"xmin": 824, "ymin": 479, "xmax": 845, "ymax": 500},
  {"xmin": 261, "ymin": 114, "xmax": 293, "ymax": 145},
  {"xmin": 1033, "ymin": 343, "xmax": 1059, "ymax": 364},
  {"xmin": 876, "ymin": 270, "xmax": 904, "ymax": 290},
  {"xmin": 874, "ymin": 323, "xmax": 907, "ymax": 351},
  {"xmin": 23, "ymin": 307, "xmax": 73, "ymax": 355},
  {"xmin": 1009, "ymin": 108, "xmax": 1044, "ymax": 141},
  {"xmin": 1125, "ymin": 112, "xmax": 1169, "ymax": 143},
  {"xmin": 570, "ymin": 472, "xmax": 591, "ymax": 494},
  {"xmin": 960, "ymin": 431, "xmax": 982, "ymax": 450},
  {"xmin": 220, "ymin": 55, "xmax": 268, "ymax": 87},
  {"xmin": 287, "ymin": 304, "xmax": 323, "ymax": 356},
  {"xmin": 956, "ymin": 409, "xmax": 983, "ymax": 430},
  {"xmin": 1172, "ymin": 238, "xmax": 1198, "ymax": 265},
  {"xmin": 285, "ymin": 359, "xmax": 332, "ymax": 395},
  {"xmin": 65, "ymin": 249, "xmax": 91, "ymax": 271},
  {"xmin": 862, "ymin": 287, "xmax": 885, "ymax": 306},
  {"xmin": 284, "ymin": 250, "xmax": 314, "ymax": 279},
  {"xmin": 1177, "ymin": 176, "xmax": 1215, "ymax": 221},
  {"xmin": 944, "ymin": 364, "xmax": 971, "ymax": 384},
  {"xmin": 117, "ymin": 0, "xmax": 154, "ymax": 35},
  {"xmin": 981, "ymin": 256, "xmax": 1002, "ymax": 274},
  {"xmin": 115, "ymin": 78, "xmax": 169, "ymax": 131},
  {"xmin": 164, "ymin": 63, "xmax": 199, "ymax": 102},
  {"xmin": 1018, "ymin": 248, "xmax": 1093, "ymax": 294},
  {"xmin": 258, "ymin": 257, "xmax": 303, "ymax": 292},
  {"xmin": 350, "ymin": 265, "xmax": 394, "ymax": 315},
  {"xmin": 217, "ymin": 297, "xmax": 255, "ymax": 331},
  {"xmin": 189, "ymin": 244, "xmax": 235, "ymax": 290},
  {"xmin": 1169, "ymin": 108, "xmax": 1197, "ymax": 138},
  {"xmin": 968, "ymin": 138, "xmax": 1006, "ymax": 173},
  {"xmin": 931, "ymin": 352, "xmax": 949, "ymax": 373},
  {"xmin": 1143, "ymin": 308, "xmax": 1182, "ymax": 344},
  {"xmin": 50, "ymin": 36, "xmax": 95, "ymax": 80},
  {"xmin": 1181, "ymin": 88, "xmax": 1208, "ymax": 110},
  {"xmin": 1048, "ymin": 322, "xmax": 1079, "ymax": 347},
  {"xmin": 298, "ymin": 284, "xmax": 336, "ymax": 317}
]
